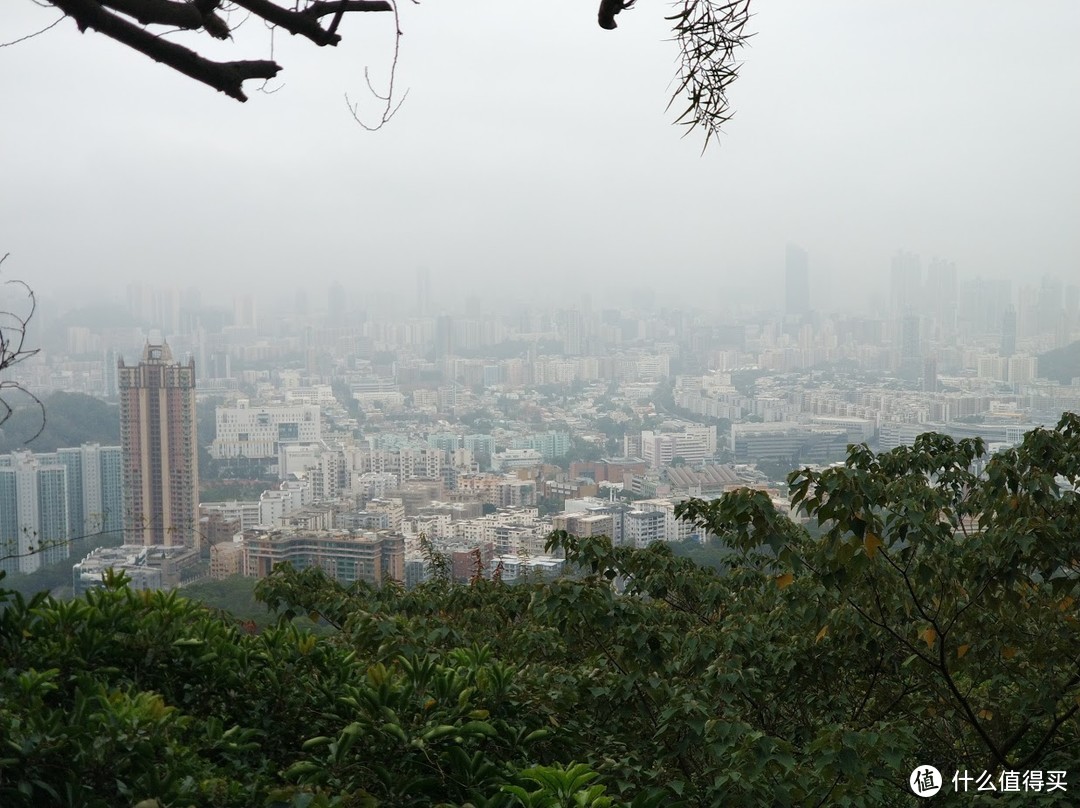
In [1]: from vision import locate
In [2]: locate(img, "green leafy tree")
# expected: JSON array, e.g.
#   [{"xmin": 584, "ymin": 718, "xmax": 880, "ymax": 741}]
[
  {"xmin": 677, "ymin": 416, "xmax": 1080, "ymax": 800},
  {"xmin": 3, "ymin": 416, "xmax": 1079, "ymax": 805}
]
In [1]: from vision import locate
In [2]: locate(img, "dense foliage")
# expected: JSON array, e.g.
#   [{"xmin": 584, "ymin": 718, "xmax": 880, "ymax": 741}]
[{"xmin": 3, "ymin": 416, "xmax": 1079, "ymax": 806}]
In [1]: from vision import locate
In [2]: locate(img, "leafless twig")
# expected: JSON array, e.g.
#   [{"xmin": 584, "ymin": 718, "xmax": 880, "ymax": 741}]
[
  {"xmin": 0, "ymin": 254, "xmax": 46, "ymax": 443},
  {"xmin": 346, "ymin": 0, "xmax": 409, "ymax": 131},
  {"xmin": 0, "ymin": 13, "xmax": 64, "ymax": 47}
]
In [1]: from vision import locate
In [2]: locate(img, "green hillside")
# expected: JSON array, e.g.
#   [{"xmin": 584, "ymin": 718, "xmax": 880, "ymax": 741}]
[
  {"xmin": 0, "ymin": 392, "xmax": 119, "ymax": 452},
  {"xmin": 1037, "ymin": 339, "xmax": 1080, "ymax": 384}
]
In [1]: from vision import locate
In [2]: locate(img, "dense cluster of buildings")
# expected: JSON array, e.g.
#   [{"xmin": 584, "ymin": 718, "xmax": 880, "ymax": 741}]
[{"xmin": 4, "ymin": 252, "xmax": 1080, "ymax": 591}]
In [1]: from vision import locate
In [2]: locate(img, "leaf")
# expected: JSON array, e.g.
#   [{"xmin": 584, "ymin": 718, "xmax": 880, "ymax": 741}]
[
  {"xmin": 421, "ymin": 725, "xmax": 458, "ymax": 742},
  {"xmin": 864, "ymin": 532, "xmax": 882, "ymax": 559},
  {"xmin": 957, "ymin": 644, "xmax": 970, "ymax": 659},
  {"xmin": 920, "ymin": 627, "xmax": 937, "ymax": 649},
  {"xmin": 1002, "ymin": 646, "xmax": 1017, "ymax": 659},
  {"xmin": 459, "ymin": 720, "xmax": 497, "ymax": 737},
  {"xmin": 815, "ymin": 624, "xmax": 829, "ymax": 643},
  {"xmin": 775, "ymin": 573, "xmax": 794, "ymax": 590}
]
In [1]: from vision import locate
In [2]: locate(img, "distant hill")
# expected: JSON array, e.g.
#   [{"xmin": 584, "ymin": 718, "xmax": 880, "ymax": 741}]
[
  {"xmin": 1037, "ymin": 340, "xmax": 1080, "ymax": 384},
  {"xmin": 0, "ymin": 392, "xmax": 120, "ymax": 453}
]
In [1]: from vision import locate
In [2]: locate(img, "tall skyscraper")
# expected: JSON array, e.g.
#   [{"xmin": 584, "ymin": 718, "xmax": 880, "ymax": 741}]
[
  {"xmin": 1000, "ymin": 306, "xmax": 1017, "ymax": 358},
  {"xmin": 232, "ymin": 294, "xmax": 257, "ymax": 330},
  {"xmin": 119, "ymin": 342, "xmax": 199, "ymax": 548},
  {"xmin": 103, "ymin": 347, "xmax": 120, "ymax": 399},
  {"xmin": 562, "ymin": 309, "xmax": 585, "ymax": 356},
  {"xmin": 922, "ymin": 357, "xmax": 939, "ymax": 393},
  {"xmin": 925, "ymin": 258, "xmax": 958, "ymax": 340},
  {"xmin": 890, "ymin": 250, "xmax": 923, "ymax": 315},
  {"xmin": 785, "ymin": 243, "xmax": 810, "ymax": 317},
  {"xmin": 958, "ymin": 277, "xmax": 1011, "ymax": 336},
  {"xmin": 898, "ymin": 314, "xmax": 922, "ymax": 381},
  {"xmin": 435, "ymin": 314, "xmax": 454, "ymax": 364},
  {"xmin": 1037, "ymin": 275, "xmax": 1065, "ymax": 342}
]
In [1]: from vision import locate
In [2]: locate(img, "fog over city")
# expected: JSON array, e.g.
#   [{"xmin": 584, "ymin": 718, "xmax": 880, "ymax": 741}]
[
  {"xmin": 6, "ymin": 4, "xmax": 1080, "ymax": 803},
  {"xmin": 2, "ymin": 0, "xmax": 1078, "ymax": 312}
]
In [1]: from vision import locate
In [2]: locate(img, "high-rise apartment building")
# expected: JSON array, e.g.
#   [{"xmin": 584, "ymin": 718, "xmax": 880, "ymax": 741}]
[
  {"xmin": 54, "ymin": 444, "xmax": 125, "ymax": 541},
  {"xmin": 0, "ymin": 443, "xmax": 122, "ymax": 575},
  {"xmin": 119, "ymin": 342, "xmax": 199, "ymax": 548},
  {"xmin": 925, "ymin": 258, "xmax": 958, "ymax": 340},
  {"xmin": 1000, "ymin": 306, "xmax": 1017, "ymax": 358},
  {"xmin": 232, "ymin": 295, "xmax": 257, "ymax": 330},
  {"xmin": 958, "ymin": 277, "xmax": 1011, "ymax": 337},
  {"xmin": 0, "ymin": 452, "xmax": 69, "ymax": 574},
  {"xmin": 561, "ymin": 309, "xmax": 585, "ymax": 356},
  {"xmin": 435, "ymin": 314, "xmax": 454, "ymax": 365},
  {"xmin": 103, "ymin": 347, "xmax": 120, "ymax": 399},
  {"xmin": 898, "ymin": 314, "xmax": 922, "ymax": 381},
  {"xmin": 890, "ymin": 250, "xmax": 922, "ymax": 315},
  {"xmin": 785, "ymin": 243, "xmax": 810, "ymax": 317}
]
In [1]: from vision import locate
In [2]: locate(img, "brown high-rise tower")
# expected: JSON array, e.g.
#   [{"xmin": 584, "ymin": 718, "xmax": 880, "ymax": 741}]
[{"xmin": 118, "ymin": 342, "xmax": 199, "ymax": 548}]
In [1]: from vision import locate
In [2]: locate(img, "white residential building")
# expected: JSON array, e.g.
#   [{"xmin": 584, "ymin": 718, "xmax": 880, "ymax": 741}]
[
  {"xmin": 280, "ymin": 444, "xmax": 343, "ymax": 502},
  {"xmin": 348, "ymin": 447, "xmax": 443, "ymax": 481},
  {"xmin": 211, "ymin": 399, "xmax": 321, "ymax": 460},
  {"xmin": 0, "ymin": 444, "xmax": 124, "ymax": 574},
  {"xmin": 258, "ymin": 478, "xmax": 312, "ymax": 526},
  {"xmin": 640, "ymin": 424, "xmax": 717, "ymax": 468},
  {"xmin": 624, "ymin": 509, "xmax": 665, "ymax": 549},
  {"xmin": 199, "ymin": 500, "xmax": 262, "ymax": 531},
  {"xmin": 0, "ymin": 451, "xmax": 69, "ymax": 574}
]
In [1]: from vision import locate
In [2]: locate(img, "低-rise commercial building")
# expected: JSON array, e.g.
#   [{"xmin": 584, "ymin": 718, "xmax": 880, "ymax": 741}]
[{"xmin": 119, "ymin": 342, "xmax": 199, "ymax": 548}]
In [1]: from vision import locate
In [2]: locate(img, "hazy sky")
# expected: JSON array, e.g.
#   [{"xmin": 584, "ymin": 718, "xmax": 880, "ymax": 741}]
[{"xmin": 1, "ymin": 1, "xmax": 1078, "ymax": 313}]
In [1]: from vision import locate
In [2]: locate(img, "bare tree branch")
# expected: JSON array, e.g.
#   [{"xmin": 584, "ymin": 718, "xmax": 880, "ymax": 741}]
[
  {"xmin": 230, "ymin": 0, "xmax": 389, "ymax": 47},
  {"xmin": 302, "ymin": 0, "xmax": 393, "ymax": 20},
  {"xmin": 0, "ymin": 13, "xmax": 65, "ymax": 48},
  {"xmin": 346, "ymin": 0, "xmax": 407, "ymax": 131},
  {"xmin": 50, "ymin": 0, "xmax": 281, "ymax": 100},
  {"xmin": 98, "ymin": 0, "xmax": 231, "ymax": 39},
  {"xmin": 0, "ymin": 254, "xmax": 46, "ymax": 443}
]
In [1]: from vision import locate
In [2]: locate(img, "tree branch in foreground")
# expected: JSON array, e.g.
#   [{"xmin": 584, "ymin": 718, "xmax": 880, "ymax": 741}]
[
  {"xmin": 51, "ymin": 0, "xmax": 280, "ymax": 100},
  {"xmin": 0, "ymin": 254, "xmax": 45, "ymax": 443}
]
